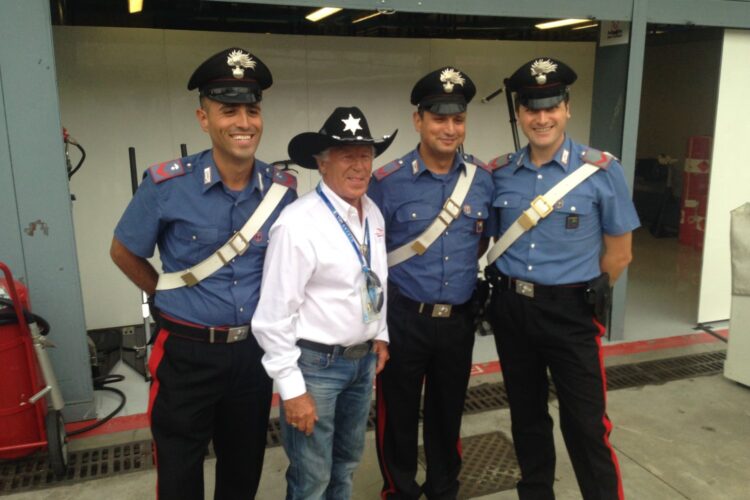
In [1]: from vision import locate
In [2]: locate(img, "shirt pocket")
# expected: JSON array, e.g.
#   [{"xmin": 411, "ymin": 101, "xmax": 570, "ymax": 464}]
[
  {"xmin": 550, "ymin": 195, "xmax": 596, "ymax": 237},
  {"xmin": 460, "ymin": 198, "xmax": 490, "ymax": 235},
  {"xmin": 394, "ymin": 202, "xmax": 437, "ymax": 234},
  {"xmin": 492, "ymin": 192, "xmax": 524, "ymax": 232},
  {"xmin": 171, "ymin": 222, "xmax": 221, "ymax": 262}
]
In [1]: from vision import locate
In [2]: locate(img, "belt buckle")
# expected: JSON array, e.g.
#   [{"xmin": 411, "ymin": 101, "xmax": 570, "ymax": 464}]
[
  {"xmin": 515, "ymin": 280, "xmax": 535, "ymax": 298},
  {"xmin": 226, "ymin": 326, "xmax": 249, "ymax": 343},
  {"xmin": 342, "ymin": 342, "xmax": 371, "ymax": 360},
  {"xmin": 431, "ymin": 303, "xmax": 452, "ymax": 318}
]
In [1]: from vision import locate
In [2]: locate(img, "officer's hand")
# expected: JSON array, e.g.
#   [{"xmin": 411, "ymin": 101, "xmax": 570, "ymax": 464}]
[
  {"xmin": 283, "ymin": 393, "xmax": 318, "ymax": 436},
  {"xmin": 373, "ymin": 340, "xmax": 389, "ymax": 375}
]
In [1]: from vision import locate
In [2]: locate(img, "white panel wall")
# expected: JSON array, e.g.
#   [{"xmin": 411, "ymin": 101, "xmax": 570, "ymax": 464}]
[
  {"xmin": 698, "ymin": 30, "xmax": 750, "ymax": 323},
  {"xmin": 53, "ymin": 26, "xmax": 594, "ymax": 329}
]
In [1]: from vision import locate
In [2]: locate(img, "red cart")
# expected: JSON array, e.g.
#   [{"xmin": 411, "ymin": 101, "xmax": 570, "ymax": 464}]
[{"xmin": 0, "ymin": 261, "xmax": 67, "ymax": 477}]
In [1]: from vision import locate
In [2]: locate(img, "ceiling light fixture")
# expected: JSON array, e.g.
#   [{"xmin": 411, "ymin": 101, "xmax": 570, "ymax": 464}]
[
  {"xmin": 571, "ymin": 23, "xmax": 599, "ymax": 31},
  {"xmin": 352, "ymin": 11, "xmax": 382, "ymax": 24},
  {"xmin": 535, "ymin": 18, "xmax": 590, "ymax": 30},
  {"xmin": 306, "ymin": 7, "xmax": 342, "ymax": 22},
  {"xmin": 128, "ymin": 0, "xmax": 143, "ymax": 14}
]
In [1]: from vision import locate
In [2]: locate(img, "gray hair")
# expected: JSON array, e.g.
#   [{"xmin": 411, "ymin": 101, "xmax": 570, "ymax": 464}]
[{"xmin": 314, "ymin": 145, "xmax": 376, "ymax": 168}]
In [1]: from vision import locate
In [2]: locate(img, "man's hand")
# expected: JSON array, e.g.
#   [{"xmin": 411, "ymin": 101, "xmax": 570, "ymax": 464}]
[
  {"xmin": 373, "ymin": 340, "xmax": 389, "ymax": 374},
  {"xmin": 283, "ymin": 393, "xmax": 318, "ymax": 436}
]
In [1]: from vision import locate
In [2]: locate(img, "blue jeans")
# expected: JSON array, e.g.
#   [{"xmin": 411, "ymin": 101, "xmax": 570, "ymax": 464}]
[{"xmin": 281, "ymin": 347, "xmax": 376, "ymax": 500}]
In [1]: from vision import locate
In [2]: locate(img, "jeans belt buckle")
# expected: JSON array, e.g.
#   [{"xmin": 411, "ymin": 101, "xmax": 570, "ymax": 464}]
[
  {"xmin": 343, "ymin": 342, "xmax": 371, "ymax": 360},
  {"xmin": 431, "ymin": 303, "xmax": 452, "ymax": 318},
  {"xmin": 226, "ymin": 326, "xmax": 249, "ymax": 343},
  {"xmin": 515, "ymin": 280, "xmax": 535, "ymax": 298}
]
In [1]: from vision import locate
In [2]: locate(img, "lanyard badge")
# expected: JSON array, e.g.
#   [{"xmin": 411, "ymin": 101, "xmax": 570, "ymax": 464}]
[{"xmin": 316, "ymin": 184, "xmax": 383, "ymax": 323}]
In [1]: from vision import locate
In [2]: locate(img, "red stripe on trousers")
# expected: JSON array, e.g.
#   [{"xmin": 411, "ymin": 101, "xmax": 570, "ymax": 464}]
[
  {"xmin": 593, "ymin": 318, "xmax": 625, "ymax": 500},
  {"xmin": 376, "ymin": 374, "xmax": 397, "ymax": 499},
  {"xmin": 147, "ymin": 329, "xmax": 169, "ymax": 500}
]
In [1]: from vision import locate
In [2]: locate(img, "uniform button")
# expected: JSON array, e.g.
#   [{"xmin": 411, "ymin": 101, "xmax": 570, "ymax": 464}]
[
  {"xmin": 240, "ymin": 307, "xmax": 244, "ymax": 312},
  {"xmin": 528, "ymin": 265, "xmax": 533, "ymax": 271},
  {"xmin": 571, "ymin": 206, "xmax": 577, "ymax": 212},
  {"xmin": 232, "ymin": 258, "xmax": 236, "ymax": 263},
  {"xmin": 445, "ymin": 231, "xmax": 449, "ymax": 236},
  {"xmin": 530, "ymin": 243, "xmax": 536, "ymax": 249},
  {"xmin": 444, "ymin": 256, "xmax": 450, "ymax": 261},
  {"xmin": 233, "ymin": 280, "xmax": 238, "ymax": 285},
  {"xmin": 503, "ymin": 201, "xmax": 508, "ymax": 206},
  {"xmin": 444, "ymin": 281, "xmax": 449, "ymax": 286},
  {"xmin": 537, "ymin": 174, "xmax": 543, "ymax": 180},
  {"xmin": 411, "ymin": 213, "xmax": 417, "ymax": 219},
  {"xmin": 478, "ymin": 211, "xmax": 482, "ymax": 216},
  {"xmin": 192, "ymin": 235, "xmax": 197, "ymax": 240}
]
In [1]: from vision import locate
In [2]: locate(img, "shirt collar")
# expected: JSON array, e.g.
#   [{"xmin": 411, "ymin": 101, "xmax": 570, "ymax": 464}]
[
  {"xmin": 515, "ymin": 135, "xmax": 572, "ymax": 173},
  {"xmin": 319, "ymin": 180, "xmax": 370, "ymax": 218},
  {"xmin": 200, "ymin": 152, "xmax": 265, "ymax": 195},
  {"xmin": 410, "ymin": 146, "xmax": 465, "ymax": 182}
]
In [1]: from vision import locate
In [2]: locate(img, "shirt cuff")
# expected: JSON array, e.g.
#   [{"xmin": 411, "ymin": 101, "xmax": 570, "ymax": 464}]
[{"xmin": 276, "ymin": 368, "xmax": 307, "ymax": 401}]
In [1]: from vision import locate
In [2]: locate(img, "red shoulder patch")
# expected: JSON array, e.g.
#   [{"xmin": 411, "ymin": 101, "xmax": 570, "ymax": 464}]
[
  {"xmin": 272, "ymin": 169, "xmax": 297, "ymax": 190},
  {"xmin": 581, "ymin": 148, "xmax": 613, "ymax": 170},
  {"xmin": 487, "ymin": 153, "xmax": 514, "ymax": 171},
  {"xmin": 147, "ymin": 159, "xmax": 186, "ymax": 184},
  {"xmin": 373, "ymin": 160, "xmax": 403, "ymax": 181},
  {"xmin": 462, "ymin": 154, "xmax": 490, "ymax": 173}
]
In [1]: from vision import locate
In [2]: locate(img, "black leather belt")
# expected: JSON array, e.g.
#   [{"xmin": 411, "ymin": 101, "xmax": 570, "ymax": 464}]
[
  {"xmin": 296, "ymin": 339, "xmax": 373, "ymax": 360},
  {"xmin": 394, "ymin": 294, "xmax": 471, "ymax": 318},
  {"xmin": 159, "ymin": 314, "xmax": 249, "ymax": 344},
  {"xmin": 489, "ymin": 272, "xmax": 586, "ymax": 300}
]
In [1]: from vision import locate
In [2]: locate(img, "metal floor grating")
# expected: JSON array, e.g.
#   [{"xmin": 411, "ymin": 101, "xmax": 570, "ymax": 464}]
[
  {"xmin": 418, "ymin": 431, "xmax": 520, "ymax": 499},
  {"xmin": 0, "ymin": 350, "xmax": 726, "ymax": 495}
]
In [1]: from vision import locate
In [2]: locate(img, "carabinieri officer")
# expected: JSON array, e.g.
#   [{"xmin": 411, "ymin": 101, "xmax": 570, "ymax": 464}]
[
  {"xmin": 110, "ymin": 48, "xmax": 297, "ymax": 500},
  {"xmin": 369, "ymin": 66, "xmax": 495, "ymax": 499},
  {"xmin": 485, "ymin": 57, "xmax": 639, "ymax": 500}
]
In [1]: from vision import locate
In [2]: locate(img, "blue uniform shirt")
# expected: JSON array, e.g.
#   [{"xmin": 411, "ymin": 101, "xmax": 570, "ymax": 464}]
[
  {"xmin": 488, "ymin": 136, "xmax": 640, "ymax": 285},
  {"xmin": 114, "ymin": 149, "xmax": 297, "ymax": 326},
  {"xmin": 368, "ymin": 147, "xmax": 495, "ymax": 305}
]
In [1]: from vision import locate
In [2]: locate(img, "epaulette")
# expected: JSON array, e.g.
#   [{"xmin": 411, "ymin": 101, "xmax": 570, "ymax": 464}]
[
  {"xmin": 487, "ymin": 152, "xmax": 514, "ymax": 171},
  {"xmin": 372, "ymin": 159, "xmax": 403, "ymax": 181},
  {"xmin": 147, "ymin": 159, "xmax": 186, "ymax": 184},
  {"xmin": 271, "ymin": 169, "xmax": 297, "ymax": 190},
  {"xmin": 462, "ymin": 153, "xmax": 490, "ymax": 173},
  {"xmin": 581, "ymin": 148, "xmax": 614, "ymax": 170}
]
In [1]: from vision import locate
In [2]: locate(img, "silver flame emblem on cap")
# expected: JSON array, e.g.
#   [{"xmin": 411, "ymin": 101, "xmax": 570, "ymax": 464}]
[
  {"xmin": 530, "ymin": 59, "xmax": 558, "ymax": 85},
  {"xmin": 226, "ymin": 50, "xmax": 256, "ymax": 79},
  {"xmin": 440, "ymin": 68, "xmax": 465, "ymax": 93}
]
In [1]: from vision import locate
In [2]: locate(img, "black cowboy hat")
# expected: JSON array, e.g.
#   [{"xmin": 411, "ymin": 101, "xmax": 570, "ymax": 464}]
[{"xmin": 288, "ymin": 106, "xmax": 397, "ymax": 169}]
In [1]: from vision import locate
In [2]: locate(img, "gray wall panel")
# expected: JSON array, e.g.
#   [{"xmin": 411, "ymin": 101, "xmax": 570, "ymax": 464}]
[{"xmin": 0, "ymin": 0, "xmax": 93, "ymax": 421}]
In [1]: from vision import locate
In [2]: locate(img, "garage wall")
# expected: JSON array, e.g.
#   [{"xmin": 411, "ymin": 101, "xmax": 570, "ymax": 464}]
[{"xmin": 53, "ymin": 26, "xmax": 595, "ymax": 329}]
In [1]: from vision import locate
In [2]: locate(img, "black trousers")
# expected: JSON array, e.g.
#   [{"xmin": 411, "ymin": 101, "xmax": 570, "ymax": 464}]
[
  {"xmin": 148, "ymin": 328, "xmax": 273, "ymax": 500},
  {"xmin": 376, "ymin": 293, "xmax": 476, "ymax": 500},
  {"xmin": 488, "ymin": 287, "xmax": 623, "ymax": 500}
]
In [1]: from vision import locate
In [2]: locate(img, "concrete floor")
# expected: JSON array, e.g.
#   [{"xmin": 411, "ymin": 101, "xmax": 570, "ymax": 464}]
[{"xmin": 6, "ymin": 339, "xmax": 750, "ymax": 500}]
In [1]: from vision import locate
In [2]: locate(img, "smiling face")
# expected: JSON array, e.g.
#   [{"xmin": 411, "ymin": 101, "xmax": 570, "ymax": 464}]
[
  {"xmin": 413, "ymin": 110, "xmax": 466, "ymax": 166},
  {"xmin": 517, "ymin": 100, "xmax": 570, "ymax": 159},
  {"xmin": 196, "ymin": 98, "xmax": 263, "ymax": 170},
  {"xmin": 317, "ymin": 145, "xmax": 375, "ymax": 206}
]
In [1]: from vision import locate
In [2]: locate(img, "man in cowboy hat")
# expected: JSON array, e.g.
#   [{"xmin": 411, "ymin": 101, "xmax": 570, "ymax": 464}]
[
  {"xmin": 368, "ymin": 66, "xmax": 495, "ymax": 499},
  {"xmin": 485, "ymin": 57, "xmax": 638, "ymax": 499},
  {"xmin": 110, "ymin": 48, "xmax": 297, "ymax": 499},
  {"xmin": 253, "ymin": 106, "xmax": 396, "ymax": 499}
]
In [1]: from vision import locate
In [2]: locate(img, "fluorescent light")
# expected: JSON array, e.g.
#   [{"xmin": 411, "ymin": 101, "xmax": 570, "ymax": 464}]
[
  {"xmin": 128, "ymin": 0, "xmax": 143, "ymax": 14},
  {"xmin": 352, "ymin": 11, "xmax": 382, "ymax": 24},
  {"xmin": 306, "ymin": 7, "xmax": 342, "ymax": 22},
  {"xmin": 535, "ymin": 18, "xmax": 590, "ymax": 30},
  {"xmin": 571, "ymin": 23, "xmax": 599, "ymax": 31}
]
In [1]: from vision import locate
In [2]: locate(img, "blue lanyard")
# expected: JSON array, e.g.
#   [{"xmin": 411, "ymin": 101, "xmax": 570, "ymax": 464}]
[{"xmin": 316, "ymin": 183, "xmax": 371, "ymax": 272}]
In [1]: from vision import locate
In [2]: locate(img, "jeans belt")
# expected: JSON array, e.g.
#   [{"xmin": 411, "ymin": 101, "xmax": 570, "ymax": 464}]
[
  {"xmin": 490, "ymin": 272, "xmax": 586, "ymax": 300},
  {"xmin": 158, "ymin": 314, "xmax": 249, "ymax": 344},
  {"xmin": 296, "ymin": 339, "xmax": 373, "ymax": 360},
  {"xmin": 394, "ymin": 294, "xmax": 470, "ymax": 318}
]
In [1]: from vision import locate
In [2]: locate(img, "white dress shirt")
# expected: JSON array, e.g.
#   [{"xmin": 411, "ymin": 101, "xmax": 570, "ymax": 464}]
[{"xmin": 252, "ymin": 181, "xmax": 389, "ymax": 400}]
